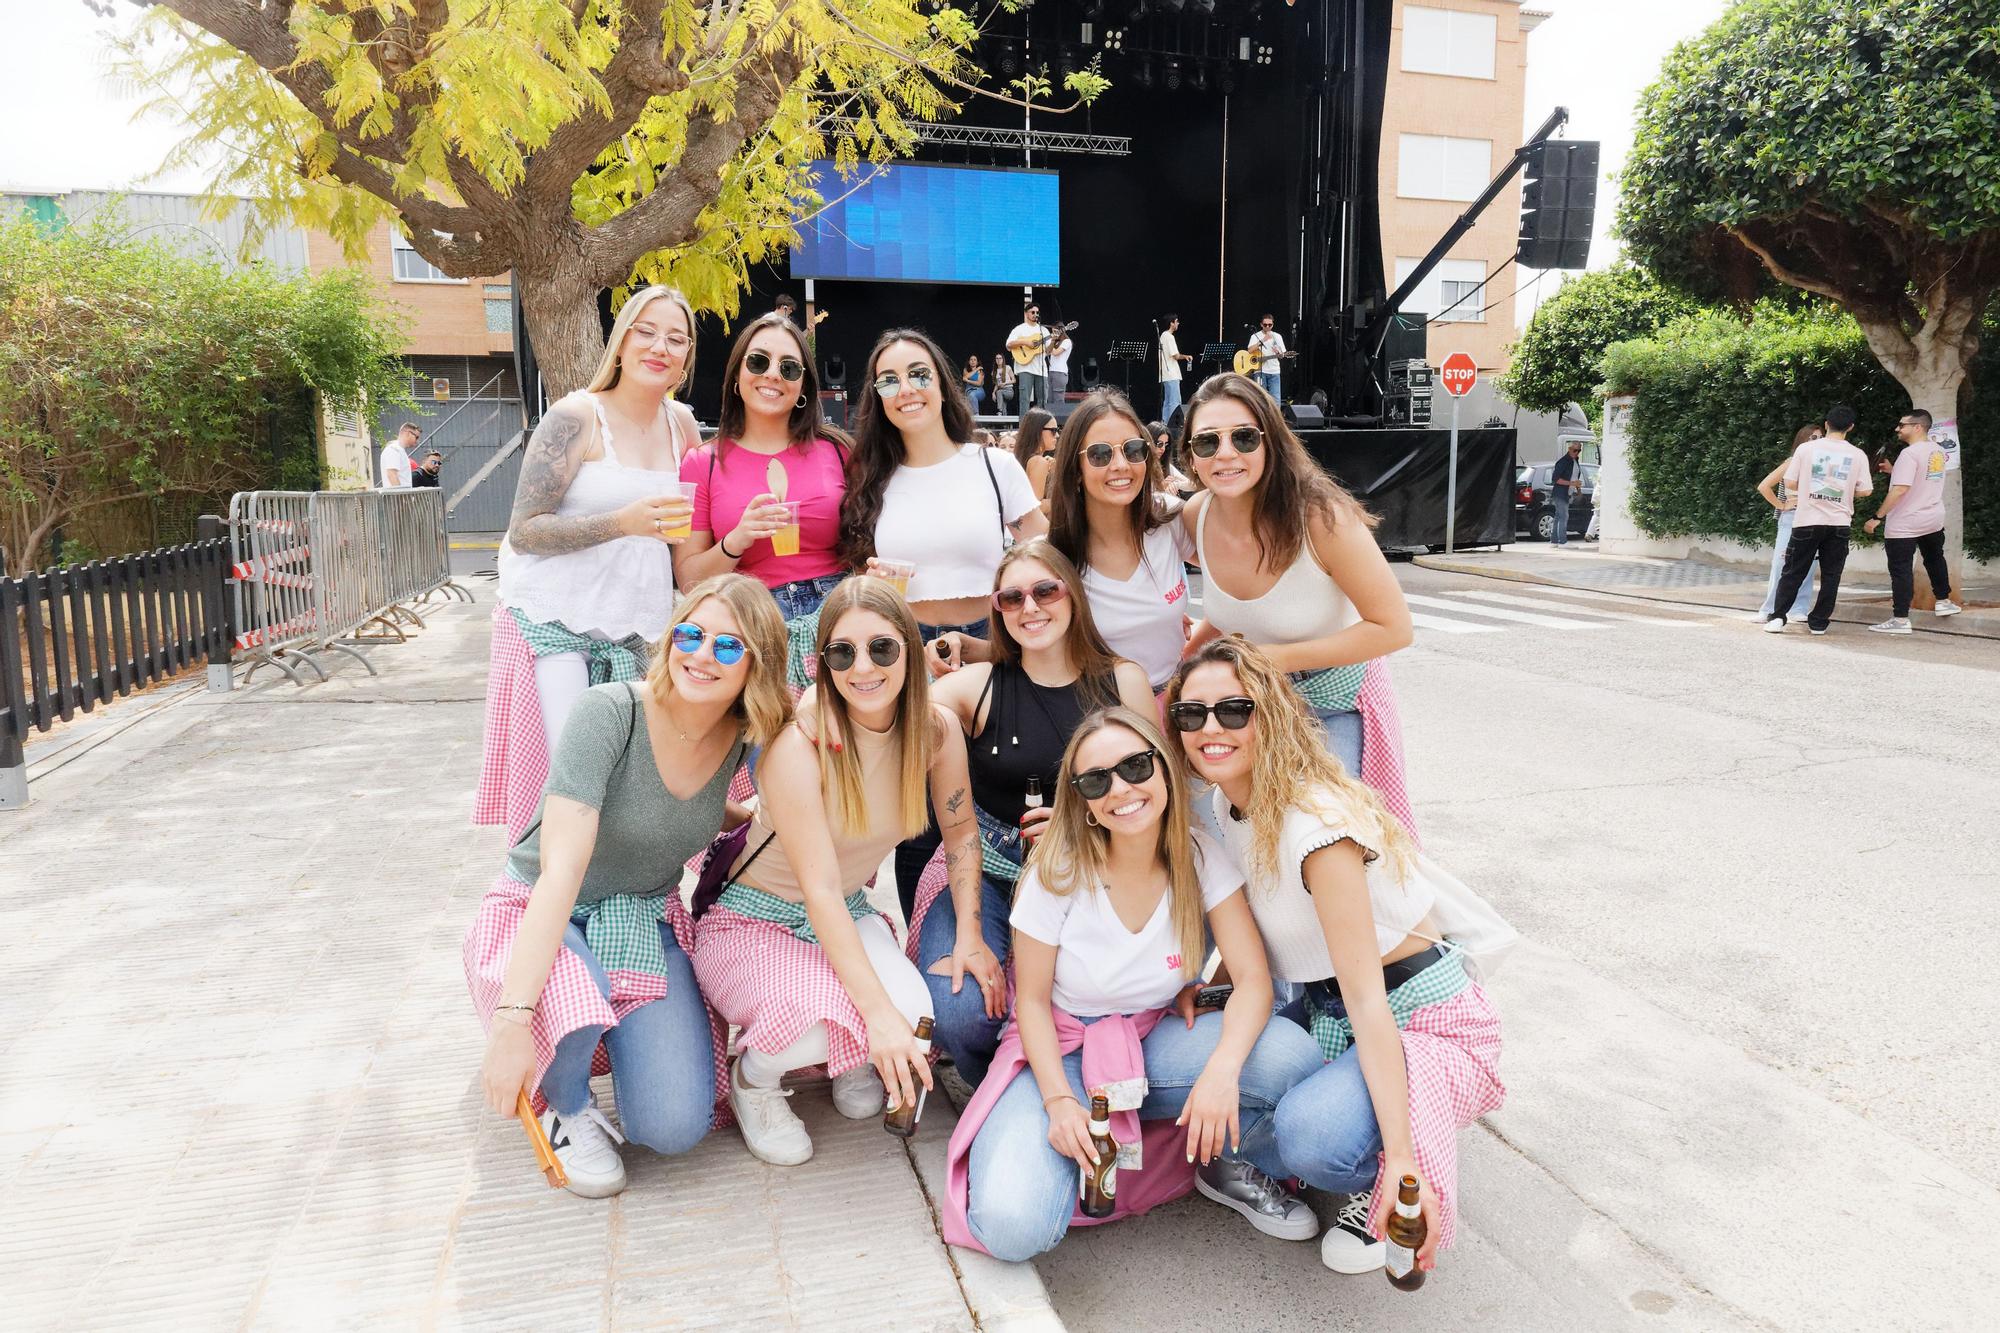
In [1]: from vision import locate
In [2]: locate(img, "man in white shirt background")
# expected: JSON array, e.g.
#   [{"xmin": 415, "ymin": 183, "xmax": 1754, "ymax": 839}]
[
  {"xmin": 1007, "ymin": 301, "xmax": 1050, "ymax": 414},
  {"xmin": 1159, "ymin": 312, "xmax": 1191, "ymax": 423},
  {"xmin": 379, "ymin": 421, "xmax": 419, "ymax": 489},
  {"xmin": 1248, "ymin": 314, "xmax": 1287, "ymax": 401}
]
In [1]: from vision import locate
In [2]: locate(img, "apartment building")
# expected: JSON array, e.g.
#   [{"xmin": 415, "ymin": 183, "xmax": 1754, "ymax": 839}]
[{"xmin": 1379, "ymin": 0, "xmax": 1551, "ymax": 373}]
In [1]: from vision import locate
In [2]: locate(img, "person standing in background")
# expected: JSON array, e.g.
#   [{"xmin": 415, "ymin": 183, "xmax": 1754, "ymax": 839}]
[
  {"xmin": 1864, "ymin": 410, "xmax": 1962, "ymax": 633},
  {"xmin": 1046, "ymin": 325, "xmax": 1072, "ymax": 404},
  {"xmin": 411, "ymin": 450, "xmax": 444, "ymax": 488},
  {"xmin": 1008, "ymin": 302, "xmax": 1051, "ymax": 414},
  {"xmin": 380, "ymin": 422, "xmax": 419, "ymax": 489},
  {"xmin": 1548, "ymin": 440, "xmax": 1582, "ymax": 547},
  {"xmin": 1764, "ymin": 404, "xmax": 1873, "ymax": 636},
  {"xmin": 1159, "ymin": 313, "xmax": 1191, "ymax": 424},
  {"xmin": 1753, "ymin": 425, "xmax": 1820, "ymax": 624},
  {"xmin": 1248, "ymin": 316, "xmax": 1287, "ymax": 402}
]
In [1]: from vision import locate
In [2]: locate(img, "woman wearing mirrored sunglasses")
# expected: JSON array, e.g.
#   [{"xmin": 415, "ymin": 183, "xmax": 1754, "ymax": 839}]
[
  {"xmin": 1174, "ymin": 373, "xmax": 1420, "ymax": 841},
  {"xmin": 915, "ymin": 541, "xmax": 1155, "ymax": 1085},
  {"xmin": 1167, "ymin": 637, "xmax": 1503, "ymax": 1278},
  {"xmin": 692, "ymin": 576, "xmax": 980, "ymax": 1166},
  {"xmin": 1046, "ymin": 389, "xmax": 1197, "ymax": 694},
  {"xmin": 941, "ymin": 705, "xmax": 1325, "ymax": 1261},
  {"xmin": 676, "ymin": 314, "xmax": 849, "ymax": 622},
  {"xmin": 467, "ymin": 574, "xmax": 791, "ymax": 1199}
]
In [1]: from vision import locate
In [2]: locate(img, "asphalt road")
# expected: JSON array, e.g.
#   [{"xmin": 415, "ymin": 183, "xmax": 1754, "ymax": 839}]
[{"xmin": 1037, "ymin": 562, "xmax": 1999, "ymax": 1331}]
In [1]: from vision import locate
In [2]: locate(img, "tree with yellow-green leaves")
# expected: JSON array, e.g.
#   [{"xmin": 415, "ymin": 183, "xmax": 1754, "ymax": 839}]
[{"xmin": 114, "ymin": 1, "xmax": 1105, "ymax": 395}]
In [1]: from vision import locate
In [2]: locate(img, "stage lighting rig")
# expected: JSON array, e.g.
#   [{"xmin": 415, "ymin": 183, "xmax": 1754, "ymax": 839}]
[
  {"xmin": 995, "ymin": 38, "xmax": 1021, "ymax": 76},
  {"xmin": 1191, "ymin": 0, "xmax": 1216, "ymax": 13},
  {"xmin": 1164, "ymin": 55, "xmax": 1182, "ymax": 89},
  {"xmin": 1103, "ymin": 27, "xmax": 1125, "ymax": 50},
  {"xmin": 1158, "ymin": 0, "xmax": 1185, "ymax": 14}
]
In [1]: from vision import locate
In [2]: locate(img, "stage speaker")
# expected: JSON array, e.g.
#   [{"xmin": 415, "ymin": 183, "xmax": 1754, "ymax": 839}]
[
  {"xmin": 822, "ymin": 354, "xmax": 847, "ymax": 391},
  {"xmin": 1080, "ymin": 356, "xmax": 1101, "ymax": 389},
  {"xmin": 1519, "ymin": 140, "xmax": 1600, "ymax": 271},
  {"xmin": 818, "ymin": 389, "xmax": 847, "ymax": 429},
  {"xmin": 1284, "ymin": 403, "xmax": 1327, "ymax": 429}
]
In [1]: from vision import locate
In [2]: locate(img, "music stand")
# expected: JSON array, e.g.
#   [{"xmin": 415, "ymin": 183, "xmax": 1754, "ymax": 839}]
[
  {"xmin": 1107, "ymin": 339, "xmax": 1150, "ymax": 399},
  {"xmin": 1198, "ymin": 343, "xmax": 1236, "ymax": 391}
]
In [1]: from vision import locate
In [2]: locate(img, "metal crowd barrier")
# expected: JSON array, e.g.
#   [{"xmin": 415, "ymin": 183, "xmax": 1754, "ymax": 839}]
[{"xmin": 225, "ymin": 488, "xmax": 471, "ymax": 686}]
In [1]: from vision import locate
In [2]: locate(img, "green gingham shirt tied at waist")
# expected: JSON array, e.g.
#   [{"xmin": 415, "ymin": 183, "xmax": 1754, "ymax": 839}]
[
  {"xmin": 1303, "ymin": 946, "xmax": 1470, "ymax": 1062},
  {"xmin": 509, "ymin": 606, "xmax": 651, "ymax": 683},
  {"xmin": 1290, "ymin": 662, "xmax": 1367, "ymax": 714},
  {"xmin": 569, "ymin": 893, "xmax": 681, "ymax": 984},
  {"xmin": 715, "ymin": 882, "xmax": 874, "ymax": 944}
]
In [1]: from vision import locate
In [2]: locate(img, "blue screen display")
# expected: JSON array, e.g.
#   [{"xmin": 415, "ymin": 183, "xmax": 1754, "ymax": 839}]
[{"xmin": 789, "ymin": 162, "xmax": 1059, "ymax": 286}]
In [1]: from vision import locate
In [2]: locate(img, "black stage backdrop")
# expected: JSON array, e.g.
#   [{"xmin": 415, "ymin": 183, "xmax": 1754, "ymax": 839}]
[
  {"xmin": 679, "ymin": 1, "xmax": 1388, "ymax": 425},
  {"xmin": 1302, "ymin": 429, "xmax": 1516, "ymax": 550}
]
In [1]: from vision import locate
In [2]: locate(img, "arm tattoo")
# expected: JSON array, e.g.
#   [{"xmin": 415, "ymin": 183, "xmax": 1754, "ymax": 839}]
[
  {"xmin": 507, "ymin": 402, "xmax": 626, "ymax": 555},
  {"xmin": 943, "ymin": 839, "xmax": 981, "ymax": 890},
  {"xmin": 943, "ymin": 786, "xmax": 967, "ymax": 816}
]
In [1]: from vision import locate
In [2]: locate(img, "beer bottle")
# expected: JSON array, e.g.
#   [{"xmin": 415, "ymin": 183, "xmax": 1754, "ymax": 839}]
[
  {"xmin": 882, "ymin": 1016, "xmax": 934, "ymax": 1138},
  {"xmin": 1384, "ymin": 1173, "xmax": 1427, "ymax": 1291},
  {"xmin": 1079, "ymin": 1093, "xmax": 1117, "ymax": 1218},
  {"xmin": 1024, "ymin": 776, "xmax": 1043, "ymax": 811}
]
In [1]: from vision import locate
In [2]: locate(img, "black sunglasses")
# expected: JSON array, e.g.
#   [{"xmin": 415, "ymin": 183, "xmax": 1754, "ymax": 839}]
[
  {"xmin": 1188, "ymin": 425, "xmax": 1265, "ymax": 459},
  {"xmin": 1070, "ymin": 748, "xmax": 1160, "ymax": 801},
  {"xmin": 744, "ymin": 350, "xmax": 806, "ymax": 382},
  {"xmin": 992, "ymin": 578, "xmax": 1069, "ymax": 614},
  {"xmin": 1085, "ymin": 438, "xmax": 1151, "ymax": 468},
  {"xmin": 1167, "ymin": 696, "xmax": 1256, "ymax": 733},
  {"xmin": 822, "ymin": 635, "xmax": 904, "ymax": 672}
]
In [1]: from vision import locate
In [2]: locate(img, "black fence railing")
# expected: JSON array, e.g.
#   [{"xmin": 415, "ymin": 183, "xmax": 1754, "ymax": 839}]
[{"xmin": 1, "ymin": 515, "xmax": 233, "ymax": 807}]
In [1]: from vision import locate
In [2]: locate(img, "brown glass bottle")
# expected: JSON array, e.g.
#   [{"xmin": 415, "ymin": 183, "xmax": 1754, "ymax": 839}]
[
  {"xmin": 1079, "ymin": 1094, "xmax": 1118, "ymax": 1218},
  {"xmin": 1384, "ymin": 1173, "xmax": 1427, "ymax": 1290},
  {"xmin": 882, "ymin": 1016, "xmax": 935, "ymax": 1138}
]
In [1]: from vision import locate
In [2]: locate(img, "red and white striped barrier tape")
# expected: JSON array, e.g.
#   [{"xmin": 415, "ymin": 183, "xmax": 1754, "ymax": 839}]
[
  {"xmin": 231, "ymin": 543, "xmax": 312, "ymax": 582},
  {"xmin": 234, "ymin": 608, "xmax": 318, "ymax": 651}
]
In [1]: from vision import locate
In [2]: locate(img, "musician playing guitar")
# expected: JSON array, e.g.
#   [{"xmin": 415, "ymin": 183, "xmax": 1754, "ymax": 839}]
[
  {"xmin": 1242, "ymin": 313, "xmax": 1294, "ymax": 402},
  {"xmin": 1007, "ymin": 301, "xmax": 1052, "ymax": 414}
]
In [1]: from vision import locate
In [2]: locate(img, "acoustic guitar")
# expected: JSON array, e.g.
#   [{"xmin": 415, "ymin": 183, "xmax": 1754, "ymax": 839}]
[
  {"xmin": 1011, "ymin": 320, "xmax": 1080, "ymax": 368},
  {"xmin": 1233, "ymin": 346, "xmax": 1299, "ymax": 375}
]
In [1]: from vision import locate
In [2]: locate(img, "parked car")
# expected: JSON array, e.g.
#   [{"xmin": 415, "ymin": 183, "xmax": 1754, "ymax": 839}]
[{"xmin": 1514, "ymin": 462, "xmax": 1597, "ymax": 541}]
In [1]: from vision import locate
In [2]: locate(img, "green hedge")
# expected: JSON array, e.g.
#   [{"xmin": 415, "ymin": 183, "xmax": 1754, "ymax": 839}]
[{"xmin": 1600, "ymin": 306, "xmax": 1999, "ymax": 561}]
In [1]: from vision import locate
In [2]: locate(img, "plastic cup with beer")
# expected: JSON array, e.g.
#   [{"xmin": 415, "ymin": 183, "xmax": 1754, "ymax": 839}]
[
  {"xmin": 660, "ymin": 482, "xmax": 698, "ymax": 540},
  {"xmin": 769, "ymin": 500, "xmax": 802, "ymax": 558},
  {"xmin": 876, "ymin": 558, "xmax": 916, "ymax": 598}
]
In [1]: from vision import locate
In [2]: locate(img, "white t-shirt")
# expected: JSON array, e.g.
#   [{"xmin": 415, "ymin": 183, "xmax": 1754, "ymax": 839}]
[
  {"xmin": 379, "ymin": 442, "xmax": 413, "ymax": 489},
  {"xmin": 875, "ymin": 446, "xmax": 1039, "ymax": 603},
  {"xmin": 1082, "ymin": 521, "xmax": 1195, "ymax": 689},
  {"xmin": 1250, "ymin": 331, "xmax": 1287, "ymax": 375},
  {"xmin": 1010, "ymin": 322, "xmax": 1047, "ymax": 374},
  {"xmin": 1011, "ymin": 829, "xmax": 1243, "ymax": 1017},
  {"xmin": 1048, "ymin": 339, "xmax": 1072, "ymax": 375},
  {"xmin": 1159, "ymin": 331, "xmax": 1183, "ymax": 383}
]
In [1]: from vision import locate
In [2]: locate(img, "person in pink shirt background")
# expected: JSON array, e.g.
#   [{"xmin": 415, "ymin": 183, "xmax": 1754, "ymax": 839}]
[
  {"xmin": 1764, "ymin": 404, "xmax": 1873, "ymax": 636},
  {"xmin": 1863, "ymin": 409, "xmax": 1963, "ymax": 633},
  {"xmin": 677, "ymin": 314, "xmax": 850, "ymax": 621}
]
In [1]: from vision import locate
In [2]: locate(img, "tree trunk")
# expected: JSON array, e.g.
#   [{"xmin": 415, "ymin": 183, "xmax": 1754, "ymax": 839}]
[
  {"xmin": 515, "ymin": 254, "xmax": 609, "ymax": 402},
  {"xmin": 1854, "ymin": 317, "xmax": 1973, "ymax": 604}
]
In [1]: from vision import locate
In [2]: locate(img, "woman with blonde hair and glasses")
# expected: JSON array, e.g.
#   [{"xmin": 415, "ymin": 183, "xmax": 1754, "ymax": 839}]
[
  {"xmin": 911, "ymin": 539, "xmax": 1156, "ymax": 1084},
  {"xmin": 466, "ymin": 574, "xmax": 790, "ymax": 1199},
  {"xmin": 1176, "ymin": 372, "xmax": 1420, "ymax": 838},
  {"xmin": 692, "ymin": 576, "xmax": 987, "ymax": 1165},
  {"xmin": 942, "ymin": 706, "xmax": 1325, "ymax": 1261},
  {"xmin": 1168, "ymin": 637, "xmax": 1503, "ymax": 1277},
  {"xmin": 476, "ymin": 285, "xmax": 704, "ymax": 842}
]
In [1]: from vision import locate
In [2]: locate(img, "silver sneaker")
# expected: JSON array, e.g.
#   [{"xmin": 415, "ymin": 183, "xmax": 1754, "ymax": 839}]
[
  {"xmin": 1193, "ymin": 1158, "xmax": 1318, "ymax": 1240},
  {"xmin": 1868, "ymin": 617, "xmax": 1913, "ymax": 635},
  {"xmin": 1320, "ymin": 1190, "xmax": 1387, "ymax": 1274}
]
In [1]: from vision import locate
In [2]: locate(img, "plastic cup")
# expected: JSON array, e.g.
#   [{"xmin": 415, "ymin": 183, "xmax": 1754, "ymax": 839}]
[
  {"xmin": 662, "ymin": 482, "xmax": 698, "ymax": 540},
  {"xmin": 877, "ymin": 558, "xmax": 916, "ymax": 597},
  {"xmin": 770, "ymin": 501, "xmax": 802, "ymax": 557}
]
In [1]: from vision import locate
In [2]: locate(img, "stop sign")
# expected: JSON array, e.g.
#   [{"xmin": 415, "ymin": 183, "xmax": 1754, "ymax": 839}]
[{"xmin": 1439, "ymin": 352, "xmax": 1478, "ymax": 398}]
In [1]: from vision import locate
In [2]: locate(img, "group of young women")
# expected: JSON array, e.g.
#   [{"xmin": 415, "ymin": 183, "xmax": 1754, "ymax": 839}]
[{"xmin": 465, "ymin": 286, "xmax": 1503, "ymax": 1278}]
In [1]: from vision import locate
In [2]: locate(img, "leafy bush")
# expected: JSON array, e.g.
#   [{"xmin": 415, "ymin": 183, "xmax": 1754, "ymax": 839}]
[
  {"xmin": 1601, "ymin": 305, "xmax": 1998, "ymax": 560},
  {"xmin": 1499, "ymin": 264, "xmax": 1705, "ymax": 422}
]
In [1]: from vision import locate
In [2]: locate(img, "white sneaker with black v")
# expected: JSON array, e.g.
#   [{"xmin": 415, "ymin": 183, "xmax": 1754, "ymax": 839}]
[
  {"xmin": 1320, "ymin": 1189, "xmax": 1387, "ymax": 1274},
  {"xmin": 538, "ymin": 1097, "xmax": 628, "ymax": 1198}
]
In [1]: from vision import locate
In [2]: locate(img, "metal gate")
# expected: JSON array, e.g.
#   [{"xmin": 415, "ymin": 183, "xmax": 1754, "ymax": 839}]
[{"xmin": 371, "ymin": 396, "xmax": 524, "ymax": 533}]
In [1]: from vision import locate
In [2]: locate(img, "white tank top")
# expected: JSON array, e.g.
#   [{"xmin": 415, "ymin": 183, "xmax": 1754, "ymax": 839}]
[
  {"xmin": 1193, "ymin": 496, "xmax": 1358, "ymax": 646},
  {"xmin": 498, "ymin": 393, "xmax": 686, "ymax": 642}
]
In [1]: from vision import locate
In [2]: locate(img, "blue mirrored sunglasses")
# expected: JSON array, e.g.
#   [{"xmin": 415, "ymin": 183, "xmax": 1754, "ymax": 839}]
[{"xmin": 670, "ymin": 622, "xmax": 748, "ymax": 666}]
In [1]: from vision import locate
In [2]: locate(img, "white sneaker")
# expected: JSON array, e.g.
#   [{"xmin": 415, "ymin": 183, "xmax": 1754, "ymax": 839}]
[
  {"xmin": 1761, "ymin": 616, "xmax": 1788, "ymax": 634},
  {"xmin": 830, "ymin": 1064, "xmax": 886, "ymax": 1119},
  {"xmin": 1935, "ymin": 599, "xmax": 1963, "ymax": 617},
  {"xmin": 730, "ymin": 1058, "xmax": 813, "ymax": 1166},
  {"xmin": 1869, "ymin": 617, "xmax": 1913, "ymax": 635},
  {"xmin": 1748, "ymin": 611, "xmax": 1776, "ymax": 624},
  {"xmin": 539, "ymin": 1099, "xmax": 628, "ymax": 1199},
  {"xmin": 1320, "ymin": 1191, "xmax": 1386, "ymax": 1274}
]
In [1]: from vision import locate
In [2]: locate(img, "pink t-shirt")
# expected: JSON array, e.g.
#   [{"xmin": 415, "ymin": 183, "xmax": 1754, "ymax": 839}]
[
  {"xmin": 1783, "ymin": 437, "xmax": 1873, "ymax": 528},
  {"xmin": 680, "ymin": 437, "xmax": 848, "ymax": 586},
  {"xmin": 1884, "ymin": 440, "xmax": 1949, "ymax": 538}
]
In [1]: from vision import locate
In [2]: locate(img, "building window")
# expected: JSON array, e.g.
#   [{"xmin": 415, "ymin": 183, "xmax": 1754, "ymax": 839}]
[
  {"xmin": 391, "ymin": 230, "xmax": 463, "ymax": 283},
  {"xmin": 1393, "ymin": 257, "xmax": 1490, "ymax": 324},
  {"xmin": 1402, "ymin": 6, "xmax": 1498, "ymax": 80},
  {"xmin": 1397, "ymin": 134, "xmax": 1493, "ymax": 202},
  {"xmin": 484, "ymin": 285, "xmax": 514, "ymax": 334}
]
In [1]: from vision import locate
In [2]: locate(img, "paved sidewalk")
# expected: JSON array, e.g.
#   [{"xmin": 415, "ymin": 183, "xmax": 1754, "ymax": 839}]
[
  {"xmin": 1416, "ymin": 545, "xmax": 2000, "ymax": 638},
  {"xmin": 0, "ymin": 597, "xmax": 1037, "ymax": 1331}
]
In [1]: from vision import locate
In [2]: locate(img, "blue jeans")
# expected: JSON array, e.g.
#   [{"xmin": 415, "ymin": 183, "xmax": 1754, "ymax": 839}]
[
  {"xmin": 1758, "ymin": 508, "xmax": 1814, "ymax": 620},
  {"xmin": 1550, "ymin": 489, "xmax": 1571, "ymax": 544},
  {"xmin": 916, "ymin": 873, "xmax": 1016, "ymax": 1086},
  {"xmin": 965, "ymin": 1011, "xmax": 1325, "ymax": 1261},
  {"xmin": 1257, "ymin": 371, "xmax": 1281, "ymax": 401},
  {"xmin": 1160, "ymin": 379, "xmax": 1183, "ymax": 422},
  {"xmin": 892, "ymin": 619, "xmax": 992, "ymax": 920},
  {"xmin": 541, "ymin": 920, "xmax": 714, "ymax": 1155},
  {"xmin": 770, "ymin": 572, "xmax": 845, "ymax": 622},
  {"xmin": 1272, "ymin": 1043, "xmax": 1382, "ymax": 1193}
]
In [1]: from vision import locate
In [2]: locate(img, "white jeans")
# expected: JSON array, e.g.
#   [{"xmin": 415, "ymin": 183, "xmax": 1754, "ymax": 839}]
[
  {"xmin": 736, "ymin": 916, "xmax": 933, "ymax": 1087},
  {"xmin": 533, "ymin": 651, "xmax": 592, "ymax": 755}
]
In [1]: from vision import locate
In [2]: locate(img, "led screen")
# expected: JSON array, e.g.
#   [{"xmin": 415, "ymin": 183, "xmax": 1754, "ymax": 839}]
[{"xmin": 788, "ymin": 162, "xmax": 1060, "ymax": 286}]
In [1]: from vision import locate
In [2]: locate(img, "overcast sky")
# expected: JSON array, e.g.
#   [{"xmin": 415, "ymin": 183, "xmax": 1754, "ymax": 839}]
[{"xmin": 6, "ymin": 0, "xmax": 1733, "ymax": 323}]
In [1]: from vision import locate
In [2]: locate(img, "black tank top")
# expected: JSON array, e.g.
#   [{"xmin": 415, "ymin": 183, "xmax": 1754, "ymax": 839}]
[{"xmin": 966, "ymin": 661, "xmax": 1095, "ymax": 825}]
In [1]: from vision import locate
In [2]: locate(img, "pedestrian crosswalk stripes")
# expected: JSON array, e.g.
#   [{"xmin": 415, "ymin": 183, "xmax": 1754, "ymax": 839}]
[
  {"xmin": 1405, "ymin": 593, "xmax": 1609, "ymax": 630},
  {"xmin": 1406, "ymin": 586, "xmax": 1724, "ymax": 636}
]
